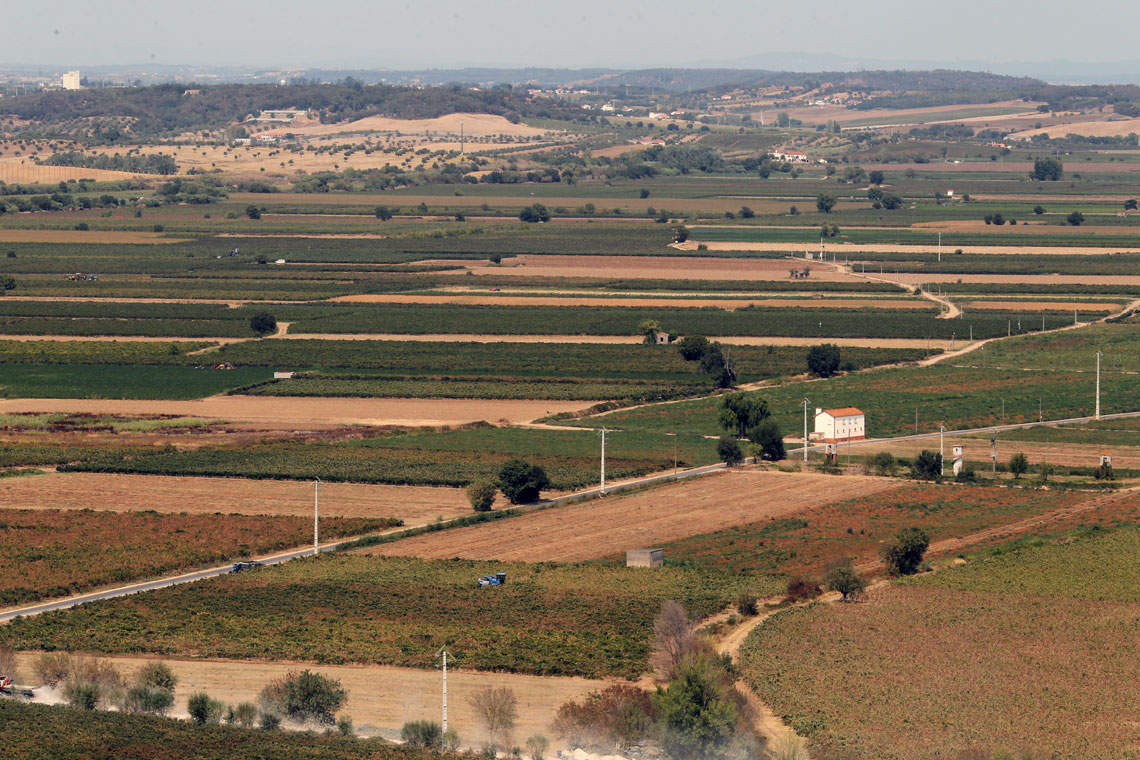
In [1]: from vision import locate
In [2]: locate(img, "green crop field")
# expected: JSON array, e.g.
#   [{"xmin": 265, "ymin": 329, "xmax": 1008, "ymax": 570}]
[
  {"xmin": 0, "ymin": 554, "xmax": 768, "ymax": 678},
  {"xmin": 0, "ymin": 365, "xmax": 270, "ymax": 399},
  {"xmin": 57, "ymin": 426, "xmax": 717, "ymax": 488},
  {"xmin": 739, "ymin": 525, "xmax": 1140, "ymax": 759}
]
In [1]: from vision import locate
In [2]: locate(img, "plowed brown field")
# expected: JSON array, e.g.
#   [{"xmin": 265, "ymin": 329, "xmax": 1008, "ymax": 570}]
[
  {"xmin": 437, "ymin": 254, "xmax": 861, "ymax": 282},
  {"xmin": 0, "ymin": 397, "xmax": 594, "ymax": 427},
  {"xmin": 0, "ymin": 472, "xmax": 479, "ymax": 521},
  {"xmin": 368, "ymin": 469, "xmax": 901, "ymax": 562},
  {"xmin": 12, "ymin": 653, "xmax": 599, "ymax": 749}
]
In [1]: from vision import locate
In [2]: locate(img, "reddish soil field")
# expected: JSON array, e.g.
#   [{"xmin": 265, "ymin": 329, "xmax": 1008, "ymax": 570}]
[
  {"xmin": 0, "ymin": 471, "xmax": 478, "ymax": 522},
  {"xmin": 367, "ymin": 469, "xmax": 900, "ymax": 562}
]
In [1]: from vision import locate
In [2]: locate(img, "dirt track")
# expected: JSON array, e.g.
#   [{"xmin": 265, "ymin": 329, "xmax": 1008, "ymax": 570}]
[
  {"xmin": 0, "ymin": 397, "xmax": 595, "ymax": 428},
  {"xmin": 279, "ymin": 333, "xmax": 942, "ymax": 349},
  {"xmin": 0, "ymin": 472, "xmax": 479, "ymax": 521},
  {"xmin": 331, "ymin": 293, "xmax": 925, "ymax": 310},
  {"xmin": 11, "ymin": 653, "xmax": 599, "ymax": 749},
  {"xmin": 368, "ymin": 469, "xmax": 900, "ymax": 562}
]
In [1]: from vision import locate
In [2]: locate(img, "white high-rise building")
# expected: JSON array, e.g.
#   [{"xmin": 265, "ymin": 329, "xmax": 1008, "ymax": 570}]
[{"xmin": 61, "ymin": 71, "xmax": 82, "ymax": 90}]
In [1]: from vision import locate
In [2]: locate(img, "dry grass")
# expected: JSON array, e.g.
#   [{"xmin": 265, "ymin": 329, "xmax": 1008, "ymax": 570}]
[{"xmin": 0, "ymin": 397, "xmax": 597, "ymax": 428}]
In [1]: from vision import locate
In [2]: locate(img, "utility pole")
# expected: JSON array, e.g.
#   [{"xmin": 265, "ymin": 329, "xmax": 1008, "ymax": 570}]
[
  {"xmin": 312, "ymin": 477, "xmax": 321, "ymax": 556},
  {"xmin": 938, "ymin": 232, "xmax": 941, "ymax": 262},
  {"xmin": 599, "ymin": 428, "xmax": 607, "ymax": 494},
  {"xmin": 991, "ymin": 432, "xmax": 997, "ymax": 474},
  {"xmin": 940, "ymin": 425, "xmax": 945, "ymax": 476},
  {"xmin": 915, "ymin": 407, "xmax": 919, "ymax": 434},
  {"xmin": 436, "ymin": 648, "xmax": 451, "ymax": 733},
  {"xmin": 802, "ymin": 399, "xmax": 810, "ymax": 462},
  {"xmin": 1096, "ymin": 351, "xmax": 1101, "ymax": 420}
]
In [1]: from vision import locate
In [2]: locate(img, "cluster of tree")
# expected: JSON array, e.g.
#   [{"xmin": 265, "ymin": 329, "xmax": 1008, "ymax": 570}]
[
  {"xmin": 519, "ymin": 203, "xmax": 551, "ymax": 223},
  {"xmin": 0, "ymin": 82, "xmax": 583, "ymax": 138},
  {"xmin": 41, "ymin": 151, "xmax": 178, "ymax": 175},
  {"xmin": 156, "ymin": 176, "xmax": 228, "ymax": 204},
  {"xmin": 466, "ymin": 459, "xmax": 551, "ymax": 509},
  {"xmin": 716, "ymin": 392, "xmax": 785, "ymax": 463},
  {"xmin": 1031, "ymin": 157, "xmax": 1064, "ymax": 181},
  {"xmin": 675, "ymin": 334, "xmax": 737, "ymax": 388},
  {"xmin": 555, "ymin": 601, "xmax": 765, "ymax": 759},
  {"xmin": 867, "ymin": 185, "xmax": 903, "ymax": 210}
]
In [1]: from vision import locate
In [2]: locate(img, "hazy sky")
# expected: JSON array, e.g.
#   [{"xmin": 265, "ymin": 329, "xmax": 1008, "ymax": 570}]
[{"xmin": 1, "ymin": 0, "xmax": 1136, "ymax": 71}]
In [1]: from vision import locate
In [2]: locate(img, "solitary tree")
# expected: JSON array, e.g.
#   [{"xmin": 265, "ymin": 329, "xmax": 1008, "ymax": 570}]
[
  {"xmin": 260, "ymin": 669, "xmax": 347, "ymax": 726},
  {"xmin": 806, "ymin": 344, "xmax": 842, "ymax": 378},
  {"xmin": 739, "ymin": 206, "xmax": 755, "ymax": 219},
  {"xmin": 468, "ymin": 686, "xmax": 518, "ymax": 748},
  {"xmin": 879, "ymin": 527, "xmax": 930, "ymax": 576},
  {"xmin": 823, "ymin": 561, "xmax": 866, "ymax": 601},
  {"xmin": 816, "ymin": 192, "xmax": 837, "ymax": 213},
  {"xmin": 1126, "ymin": 199, "xmax": 1139, "ymax": 211},
  {"xmin": 650, "ymin": 601, "xmax": 698, "ymax": 681},
  {"xmin": 1009, "ymin": 452, "xmax": 1029, "ymax": 479},
  {"xmin": 1067, "ymin": 211, "xmax": 1085, "ymax": 226},
  {"xmin": 880, "ymin": 192, "xmax": 904, "ymax": 210},
  {"xmin": 1033, "ymin": 205, "xmax": 1046, "ymax": 215},
  {"xmin": 245, "ymin": 205, "xmax": 262, "ymax": 219},
  {"xmin": 868, "ymin": 170, "xmax": 885, "ymax": 185},
  {"xmin": 187, "ymin": 692, "xmax": 226, "ymax": 724},
  {"xmin": 700, "ymin": 342, "xmax": 737, "ymax": 388},
  {"xmin": 1, "ymin": 275, "xmax": 17, "ymax": 293},
  {"xmin": 374, "ymin": 205, "xmax": 393, "ymax": 221},
  {"xmin": 638, "ymin": 319, "xmax": 661, "ymax": 344},
  {"xmin": 249, "ymin": 311, "xmax": 278, "ymax": 337},
  {"xmin": 498, "ymin": 459, "xmax": 550, "ymax": 504}
]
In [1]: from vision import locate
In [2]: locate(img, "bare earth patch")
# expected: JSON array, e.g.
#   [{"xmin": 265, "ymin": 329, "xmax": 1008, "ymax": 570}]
[
  {"xmin": 0, "ymin": 472, "xmax": 477, "ymax": 522},
  {"xmin": 368, "ymin": 469, "xmax": 901, "ymax": 562},
  {"xmin": 441, "ymin": 254, "xmax": 863, "ymax": 282},
  {"xmin": 0, "ymin": 397, "xmax": 595, "ymax": 428}
]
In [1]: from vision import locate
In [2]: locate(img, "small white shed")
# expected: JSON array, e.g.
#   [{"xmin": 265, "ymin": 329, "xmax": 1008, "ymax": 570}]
[{"xmin": 626, "ymin": 548, "xmax": 664, "ymax": 568}]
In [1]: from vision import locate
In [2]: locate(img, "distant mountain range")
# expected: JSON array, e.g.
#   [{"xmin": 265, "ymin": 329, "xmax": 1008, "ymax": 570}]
[{"xmin": 4, "ymin": 59, "xmax": 1140, "ymax": 88}]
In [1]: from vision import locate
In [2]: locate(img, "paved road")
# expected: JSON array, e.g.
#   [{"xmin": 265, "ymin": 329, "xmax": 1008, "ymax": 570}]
[{"xmin": 4, "ymin": 408, "xmax": 1133, "ymax": 623}]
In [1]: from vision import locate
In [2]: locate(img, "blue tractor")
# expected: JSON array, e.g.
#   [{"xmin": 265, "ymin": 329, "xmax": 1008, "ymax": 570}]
[{"xmin": 476, "ymin": 572, "xmax": 507, "ymax": 587}]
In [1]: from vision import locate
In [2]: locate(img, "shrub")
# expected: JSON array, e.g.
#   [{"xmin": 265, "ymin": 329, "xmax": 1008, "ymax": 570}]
[
  {"xmin": 526, "ymin": 734, "xmax": 550, "ymax": 760},
  {"xmin": 232, "ymin": 702, "xmax": 259, "ymax": 727},
  {"xmin": 909, "ymin": 450, "xmax": 943, "ymax": 481},
  {"xmin": 337, "ymin": 714, "xmax": 354, "ymax": 736},
  {"xmin": 135, "ymin": 661, "xmax": 177, "ymax": 693},
  {"xmin": 258, "ymin": 712, "xmax": 281, "ymax": 730},
  {"xmin": 259, "ymin": 669, "xmax": 347, "ymax": 726},
  {"xmin": 1009, "ymin": 452, "xmax": 1029, "ymax": 479},
  {"xmin": 785, "ymin": 576, "xmax": 822, "ymax": 603},
  {"xmin": 867, "ymin": 451, "xmax": 896, "ymax": 476},
  {"xmin": 466, "ymin": 479, "xmax": 498, "ymax": 512},
  {"xmin": 717, "ymin": 436, "xmax": 743, "ymax": 466},
  {"xmin": 651, "ymin": 600, "xmax": 700, "ymax": 681},
  {"xmin": 735, "ymin": 593, "xmax": 758, "ymax": 616},
  {"xmin": 123, "ymin": 684, "xmax": 174, "ymax": 716},
  {"xmin": 655, "ymin": 656, "xmax": 738, "ymax": 760},
  {"xmin": 553, "ymin": 685, "xmax": 657, "ymax": 752},
  {"xmin": 823, "ymin": 561, "xmax": 866, "ymax": 601},
  {"xmin": 879, "ymin": 527, "xmax": 930, "ymax": 576},
  {"xmin": 1067, "ymin": 211, "xmax": 1085, "ymax": 226},
  {"xmin": 187, "ymin": 692, "xmax": 226, "ymax": 724},
  {"xmin": 246, "ymin": 205, "xmax": 262, "ymax": 220},
  {"xmin": 402, "ymin": 720, "xmax": 443, "ymax": 748},
  {"xmin": 66, "ymin": 681, "xmax": 100, "ymax": 710},
  {"xmin": 32, "ymin": 652, "xmax": 72, "ymax": 687},
  {"xmin": 497, "ymin": 459, "xmax": 550, "ymax": 504},
  {"xmin": 374, "ymin": 205, "xmax": 393, "ymax": 221}
]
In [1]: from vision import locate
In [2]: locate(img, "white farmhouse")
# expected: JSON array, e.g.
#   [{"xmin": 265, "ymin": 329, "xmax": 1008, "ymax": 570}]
[{"xmin": 813, "ymin": 407, "xmax": 865, "ymax": 442}]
